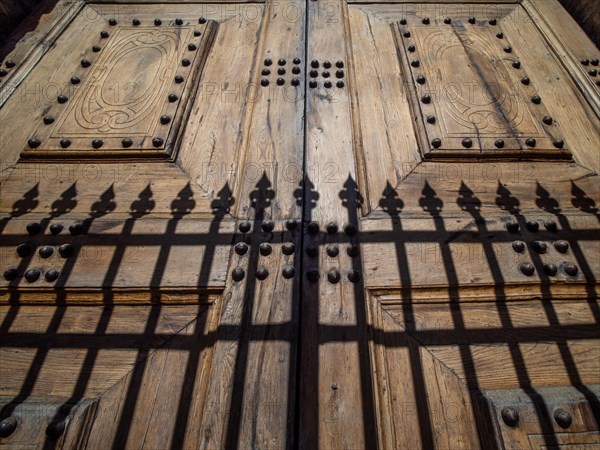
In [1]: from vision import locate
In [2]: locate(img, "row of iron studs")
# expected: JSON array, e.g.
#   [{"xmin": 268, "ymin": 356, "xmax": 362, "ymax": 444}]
[
  {"xmin": 3, "ymin": 222, "xmax": 84, "ymax": 283},
  {"xmin": 231, "ymin": 220, "xmax": 360, "ymax": 283},
  {"xmin": 580, "ymin": 58, "xmax": 600, "ymax": 86},
  {"xmin": 27, "ymin": 17, "xmax": 208, "ymax": 151},
  {"xmin": 260, "ymin": 58, "xmax": 346, "ymax": 89},
  {"xmin": 399, "ymin": 16, "xmax": 566, "ymax": 151},
  {"xmin": 505, "ymin": 219, "xmax": 579, "ymax": 277}
]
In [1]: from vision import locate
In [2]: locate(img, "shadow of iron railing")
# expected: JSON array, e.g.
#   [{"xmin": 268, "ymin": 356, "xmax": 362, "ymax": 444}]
[{"xmin": 0, "ymin": 173, "xmax": 598, "ymax": 449}]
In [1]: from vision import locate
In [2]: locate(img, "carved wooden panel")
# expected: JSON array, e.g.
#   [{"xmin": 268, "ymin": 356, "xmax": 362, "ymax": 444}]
[
  {"xmin": 368, "ymin": 293, "xmax": 600, "ymax": 449},
  {"xmin": 21, "ymin": 16, "xmax": 216, "ymax": 160},
  {"xmin": 394, "ymin": 7, "xmax": 572, "ymax": 158}
]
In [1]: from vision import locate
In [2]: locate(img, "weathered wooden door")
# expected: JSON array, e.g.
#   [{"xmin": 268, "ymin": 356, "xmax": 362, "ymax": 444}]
[{"xmin": 0, "ymin": 1, "xmax": 599, "ymax": 449}]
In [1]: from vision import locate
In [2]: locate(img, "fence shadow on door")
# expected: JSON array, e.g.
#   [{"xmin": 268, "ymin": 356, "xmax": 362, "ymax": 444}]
[{"xmin": 0, "ymin": 173, "xmax": 598, "ymax": 449}]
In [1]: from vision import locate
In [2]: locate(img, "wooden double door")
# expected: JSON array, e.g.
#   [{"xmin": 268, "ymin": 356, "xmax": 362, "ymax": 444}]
[{"xmin": 0, "ymin": 1, "xmax": 599, "ymax": 448}]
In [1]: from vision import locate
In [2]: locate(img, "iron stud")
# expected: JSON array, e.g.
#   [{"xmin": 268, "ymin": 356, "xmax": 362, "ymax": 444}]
[
  {"xmin": 307, "ymin": 269, "xmax": 319, "ymax": 282},
  {"xmin": 311, "ymin": 60, "xmax": 319, "ymax": 68},
  {"xmin": 50, "ymin": 224, "xmax": 64, "ymax": 235},
  {"xmin": 308, "ymin": 222, "xmax": 320, "ymax": 235},
  {"xmin": 506, "ymin": 221, "xmax": 519, "ymax": 233},
  {"xmin": 411, "ymin": 60, "xmax": 420, "ymax": 68},
  {"xmin": 46, "ymin": 420, "xmax": 65, "ymax": 440},
  {"xmin": 309, "ymin": 81, "xmax": 317, "ymax": 89},
  {"xmin": 292, "ymin": 66, "xmax": 301, "ymax": 74},
  {"xmin": 168, "ymin": 93, "xmax": 178, "ymax": 102},
  {"xmin": 92, "ymin": 46, "xmax": 101, "ymax": 52},
  {"xmin": 519, "ymin": 262, "xmax": 535, "ymax": 276},
  {"xmin": 408, "ymin": 45, "xmax": 416, "ymax": 52},
  {"xmin": 261, "ymin": 79, "xmax": 269, "ymax": 87},
  {"xmin": 531, "ymin": 95, "xmax": 541, "ymax": 104},
  {"xmin": 239, "ymin": 221, "xmax": 251, "ymax": 233},
  {"xmin": 512, "ymin": 61, "xmax": 521, "ymax": 69},
  {"xmin": 188, "ymin": 43, "xmax": 197, "ymax": 51},
  {"xmin": 292, "ymin": 78, "xmax": 300, "ymax": 86},
  {"xmin": 182, "ymin": 58, "xmax": 191, "ymax": 67},
  {"xmin": 132, "ymin": 19, "xmax": 140, "ymax": 26},
  {"xmin": 59, "ymin": 244, "xmax": 74, "ymax": 258},
  {"xmin": 43, "ymin": 116, "xmax": 55, "ymax": 125},
  {"xmin": 278, "ymin": 58, "xmax": 286, "ymax": 66},
  {"xmin": 554, "ymin": 240, "xmax": 569, "ymax": 253},
  {"xmin": 57, "ymin": 95, "xmax": 68, "ymax": 104},
  {"xmin": 543, "ymin": 263, "xmax": 558, "ymax": 276},
  {"xmin": 444, "ymin": 18, "xmax": 452, "ymax": 24},
  {"xmin": 348, "ymin": 270, "xmax": 360, "ymax": 283},
  {"xmin": 468, "ymin": 17, "xmax": 476, "ymax": 24},
  {"xmin": 495, "ymin": 139, "xmax": 505, "ymax": 148},
  {"xmin": 422, "ymin": 18, "xmax": 430, "ymax": 25},
  {"xmin": 5, "ymin": 60, "xmax": 16, "ymax": 68},
  {"xmin": 70, "ymin": 223, "xmax": 85, "ymax": 235},
  {"xmin": 421, "ymin": 94, "xmax": 431, "ymax": 104},
  {"xmin": 532, "ymin": 240, "xmax": 547, "ymax": 253},
  {"xmin": 122, "ymin": 138, "xmax": 133, "ymax": 148},
  {"xmin": 199, "ymin": 17, "xmax": 207, "ymax": 24},
  {"xmin": 431, "ymin": 138, "xmax": 442, "ymax": 148},
  {"xmin": 526, "ymin": 221, "xmax": 539, "ymax": 232},
  {"xmin": 282, "ymin": 242, "xmax": 296, "ymax": 255},
  {"xmin": 489, "ymin": 19, "xmax": 497, "ymax": 25},
  {"xmin": 235, "ymin": 242, "xmax": 248, "ymax": 255},
  {"xmin": 24, "ymin": 269, "xmax": 41, "ymax": 282},
  {"xmin": 403, "ymin": 31, "xmax": 411, "ymax": 38},
  {"xmin": 39, "ymin": 246, "xmax": 54, "ymax": 258},
  {"xmin": 278, "ymin": 68, "xmax": 286, "ymax": 75},
  {"xmin": 336, "ymin": 61, "xmax": 344, "ymax": 68},
  {"xmin": 256, "ymin": 267, "xmax": 269, "ymax": 280},
  {"xmin": 322, "ymin": 71, "xmax": 330, "ymax": 78},
  {"xmin": 175, "ymin": 75, "xmax": 184, "ymax": 83},
  {"xmin": 554, "ymin": 408, "xmax": 572, "ymax": 428},
  {"xmin": 328, "ymin": 270, "xmax": 341, "ymax": 284},
  {"xmin": 417, "ymin": 75, "xmax": 426, "ymax": 85},
  {"xmin": 336, "ymin": 70, "xmax": 344, "ymax": 78},
  {"xmin": 70, "ymin": 76, "xmax": 80, "ymax": 85},
  {"xmin": 154, "ymin": 18, "xmax": 162, "ymax": 26},
  {"xmin": 501, "ymin": 407, "xmax": 519, "ymax": 427},
  {"xmin": 553, "ymin": 139, "xmax": 565, "ymax": 149},
  {"xmin": 336, "ymin": 81, "xmax": 345, "ymax": 88},
  {"xmin": 152, "ymin": 137, "xmax": 164, "ymax": 147},
  {"xmin": 462, "ymin": 138, "xmax": 473, "ymax": 148},
  {"xmin": 175, "ymin": 18, "xmax": 183, "ymax": 25},
  {"xmin": 400, "ymin": 19, "xmax": 407, "ymax": 25},
  {"xmin": 327, "ymin": 223, "xmax": 338, "ymax": 234},
  {"xmin": 564, "ymin": 263, "xmax": 578, "ymax": 276},
  {"xmin": 259, "ymin": 243, "xmax": 272, "ymax": 256},
  {"xmin": 496, "ymin": 32, "xmax": 504, "ymax": 39},
  {"xmin": 60, "ymin": 139, "xmax": 71, "ymax": 148},
  {"xmin": 293, "ymin": 58, "xmax": 301, "ymax": 64},
  {"xmin": 45, "ymin": 270, "xmax": 60, "ymax": 282},
  {"xmin": 80, "ymin": 59, "xmax": 91, "ymax": 68},
  {"xmin": 4, "ymin": 269, "xmax": 18, "ymax": 281},
  {"xmin": 232, "ymin": 267, "xmax": 245, "ymax": 282},
  {"xmin": 27, "ymin": 222, "xmax": 41, "ymax": 234},
  {"xmin": 160, "ymin": 115, "xmax": 171, "ymax": 124},
  {"xmin": 108, "ymin": 18, "xmax": 117, "ymax": 26},
  {"xmin": 345, "ymin": 223, "xmax": 357, "ymax": 236},
  {"xmin": 277, "ymin": 78, "xmax": 285, "ymax": 86},
  {"xmin": 521, "ymin": 77, "xmax": 530, "ymax": 85},
  {"xmin": 17, "ymin": 243, "xmax": 33, "ymax": 257},
  {"xmin": 327, "ymin": 245, "xmax": 339, "ymax": 257},
  {"xmin": 544, "ymin": 220, "xmax": 557, "ymax": 231},
  {"xmin": 512, "ymin": 241, "xmax": 525, "ymax": 253},
  {"xmin": 426, "ymin": 115, "xmax": 435, "ymax": 123},
  {"xmin": 100, "ymin": 31, "xmax": 109, "ymax": 38},
  {"xmin": 28, "ymin": 138, "xmax": 42, "ymax": 148},
  {"xmin": 0, "ymin": 417, "xmax": 17, "ymax": 438},
  {"xmin": 542, "ymin": 116, "xmax": 553, "ymax": 125},
  {"xmin": 282, "ymin": 265, "xmax": 296, "ymax": 279},
  {"xmin": 92, "ymin": 139, "xmax": 103, "ymax": 149},
  {"xmin": 504, "ymin": 46, "xmax": 512, "ymax": 53},
  {"xmin": 525, "ymin": 138, "xmax": 536, "ymax": 148},
  {"xmin": 286, "ymin": 219, "xmax": 298, "ymax": 230}
]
